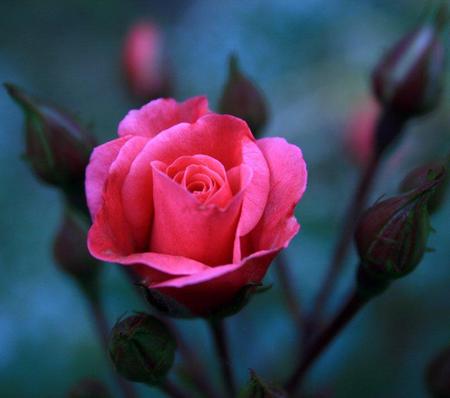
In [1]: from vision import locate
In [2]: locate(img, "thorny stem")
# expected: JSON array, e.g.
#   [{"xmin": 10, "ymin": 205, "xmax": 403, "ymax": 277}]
[
  {"xmin": 306, "ymin": 108, "xmax": 407, "ymax": 340},
  {"xmin": 275, "ymin": 252, "xmax": 304, "ymax": 334},
  {"xmin": 286, "ymin": 290, "xmax": 368, "ymax": 395}
]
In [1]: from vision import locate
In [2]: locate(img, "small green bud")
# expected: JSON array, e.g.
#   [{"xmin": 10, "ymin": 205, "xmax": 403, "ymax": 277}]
[
  {"xmin": 426, "ymin": 346, "xmax": 450, "ymax": 398},
  {"xmin": 68, "ymin": 379, "xmax": 111, "ymax": 398},
  {"xmin": 109, "ymin": 313, "xmax": 176, "ymax": 385},
  {"xmin": 219, "ymin": 54, "xmax": 268, "ymax": 136},
  {"xmin": 400, "ymin": 161, "xmax": 448, "ymax": 214},
  {"xmin": 355, "ymin": 169, "xmax": 444, "ymax": 280}
]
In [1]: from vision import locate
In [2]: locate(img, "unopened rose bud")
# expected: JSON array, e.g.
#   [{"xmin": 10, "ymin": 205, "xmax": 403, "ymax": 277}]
[
  {"xmin": 68, "ymin": 379, "xmax": 111, "ymax": 398},
  {"xmin": 4, "ymin": 84, "xmax": 96, "ymax": 190},
  {"xmin": 426, "ymin": 346, "xmax": 450, "ymax": 398},
  {"xmin": 372, "ymin": 4, "xmax": 446, "ymax": 116},
  {"xmin": 109, "ymin": 313, "xmax": 176, "ymax": 385},
  {"xmin": 219, "ymin": 54, "xmax": 268, "ymax": 136},
  {"xmin": 400, "ymin": 161, "xmax": 448, "ymax": 214},
  {"xmin": 53, "ymin": 208, "xmax": 99, "ymax": 284},
  {"xmin": 355, "ymin": 168, "xmax": 444, "ymax": 280},
  {"xmin": 122, "ymin": 21, "xmax": 172, "ymax": 102}
]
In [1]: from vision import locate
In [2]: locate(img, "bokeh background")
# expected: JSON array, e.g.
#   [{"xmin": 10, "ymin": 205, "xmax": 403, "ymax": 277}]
[{"xmin": 1, "ymin": 1, "xmax": 449, "ymax": 397}]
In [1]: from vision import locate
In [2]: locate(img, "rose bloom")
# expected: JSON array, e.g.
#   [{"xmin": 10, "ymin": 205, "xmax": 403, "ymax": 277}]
[{"xmin": 86, "ymin": 97, "xmax": 307, "ymax": 316}]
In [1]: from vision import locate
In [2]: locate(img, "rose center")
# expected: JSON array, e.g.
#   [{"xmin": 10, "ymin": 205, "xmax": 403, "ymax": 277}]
[{"xmin": 165, "ymin": 154, "xmax": 232, "ymax": 207}]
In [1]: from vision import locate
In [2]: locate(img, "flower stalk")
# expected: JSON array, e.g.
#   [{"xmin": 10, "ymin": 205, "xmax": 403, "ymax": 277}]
[{"xmin": 209, "ymin": 319, "xmax": 236, "ymax": 397}]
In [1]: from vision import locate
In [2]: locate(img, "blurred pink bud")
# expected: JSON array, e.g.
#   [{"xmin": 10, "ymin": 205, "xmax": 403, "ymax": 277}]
[
  {"xmin": 122, "ymin": 21, "xmax": 172, "ymax": 101},
  {"xmin": 344, "ymin": 100, "xmax": 379, "ymax": 166}
]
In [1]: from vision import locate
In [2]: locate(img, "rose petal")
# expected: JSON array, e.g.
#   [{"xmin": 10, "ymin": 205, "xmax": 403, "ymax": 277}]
[
  {"xmin": 118, "ymin": 96, "xmax": 209, "ymax": 138},
  {"xmin": 85, "ymin": 136, "xmax": 132, "ymax": 219},
  {"xmin": 149, "ymin": 161, "xmax": 244, "ymax": 266},
  {"xmin": 128, "ymin": 114, "xmax": 254, "ymax": 169},
  {"xmin": 88, "ymin": 136, "xmax": 148, "ymax": 257},
  {"xmin": 251, "ymin": 137, "xmax": 307, "ymax": 250},
  {"xmin": 150, "ymin": 248, "xmax": 280, "ymax": 315}
]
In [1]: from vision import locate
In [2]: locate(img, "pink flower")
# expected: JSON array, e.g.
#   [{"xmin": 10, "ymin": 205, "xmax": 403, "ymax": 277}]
[{"xmin": 86, "ymin": 97, "xmax": 307, "ymax": 316}]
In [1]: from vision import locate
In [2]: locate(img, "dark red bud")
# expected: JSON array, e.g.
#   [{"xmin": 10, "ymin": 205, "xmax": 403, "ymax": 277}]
[
  {"xmin": 68, "ymin": 379, "xmax": 111, "ymax": 398},
  {"xmin": 355, "ymin": 168, "xmax": 444, "ymax": 280},
  {"xmin": 53, "ymin": 208, "xmax": 99, "ymax": 284},
  {"xmin": 219, "ymin": 54, "xmax": 268, "ymax": 136},
  {"xmin": 426, "ymin": 346, "xmax": 450, "ymax": 398},
  {"xmin": 122, "ymin": 21, "xmax": 172, "ymax": 102},
  {"xmin": 372, "ymin": 4, "xmax": 446, "ymax": 116},
  {"xmin": 109, "ymin": 313, "xmax": 176, "ymax": 385},
  {"xmin": 4, "ymin": 83, "xmax": 96, "ymax": 189},
  {"xmin": 400, "ymin": 161, "xmax": 448, "ymax": 214}
]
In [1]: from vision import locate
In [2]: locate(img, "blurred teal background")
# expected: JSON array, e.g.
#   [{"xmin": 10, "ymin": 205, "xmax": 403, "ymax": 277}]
[{"xmin": 1, "ymin": 1, "xmax": 449, "ymax": 397}]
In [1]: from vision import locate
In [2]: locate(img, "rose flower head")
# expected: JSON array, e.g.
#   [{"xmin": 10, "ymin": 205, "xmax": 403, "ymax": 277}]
[{"xmin": 86, "ymin": 97, "xmax": 307, "ymax": 316}]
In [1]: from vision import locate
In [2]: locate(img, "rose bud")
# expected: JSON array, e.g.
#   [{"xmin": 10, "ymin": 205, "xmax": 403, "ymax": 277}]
[
  {"xmin": 426, "ymin": 346, "xmax": 450, "ymax": 398},
  {"xmin": 372, "ymin": 3, "xmax": 447, "ymax": 116},
  {"xmin": 399, "ymin": 161, "xmax": 448, "ymax": 214},
  {"xmin": 219, "ymin": 54, "xmax": 268, "ymax": 136},
  {"xmin": 86, "ymin": 97, "xmax": 307, "ymax": 317},
  {"xmin": 122, "ymin": 21, "xmax": 172, "ymax": 102},
  {"xmin": 344, "ymin": 99, "xmax": 379, "ymax": 167},
  {"xmin": 355, "ymin": 168, "xmax": 444, "ymax": 281},
  {"xmin": 4, "ymin": 83, "xmax": 96, "ymax": 194},
  {"xmin": 109, "ymin": 313, "xmax": 176, "ymax": 385},
  {"xmin": 53, "ymin": 208, "xmax": 100, "ymax": 295},
  {"xmin": 68, "ymin": 379, "xmax": 111, "ymax": 398}
]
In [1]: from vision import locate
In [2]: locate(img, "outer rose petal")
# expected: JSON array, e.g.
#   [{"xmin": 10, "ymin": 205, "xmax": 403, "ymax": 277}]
[
  {"xmin": 118, "ymin": 96, "xmax": 209, "ymax": 138},
  {"xmin": 85, "ymin": 136, "xmax": 132, "ymax": 219},
  {"xmin": 251, "ymin": 137, "xmax": 307, "ymax": 251},
  {"xmin": 149, "ymin": 248, "xmax": 279, "ymax": 316},
  {"xmin": 88, "ymin": 136, "xmax": 148, "ymax": 256}
]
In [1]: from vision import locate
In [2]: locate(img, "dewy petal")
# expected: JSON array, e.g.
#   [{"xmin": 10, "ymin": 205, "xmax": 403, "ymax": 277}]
[
  {"xmin": 251, "ymin": 137, "xmax": 307, "ymax": 251},
  {"xmin": 85, "ymin": 136, "xmax": 132, "ymax": 219},
  {"xmin": 149, "ymin": 162, "xmax": 243, "ymax": 266},
  {"xmin": 88, "ymin": 136, "xmax": 148, "ymax": 257},
  {"xmin": 150, "ymin": 248, "xmax": 280, "ymax": 315},
  {"xmin": 118, "ymin": 96, "xmax": 209, "ymax": 138}
]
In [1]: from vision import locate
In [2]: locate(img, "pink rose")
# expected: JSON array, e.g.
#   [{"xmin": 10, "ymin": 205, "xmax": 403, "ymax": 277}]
[{"xmin": 86, "ymin": 97, "xmax": 307, "ymax": 316}]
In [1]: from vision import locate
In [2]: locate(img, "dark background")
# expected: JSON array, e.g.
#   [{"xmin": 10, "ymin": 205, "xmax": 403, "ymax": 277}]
[{"xmin": 1, "ymin": 1, "xmax": 449, "ymax": 397}]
